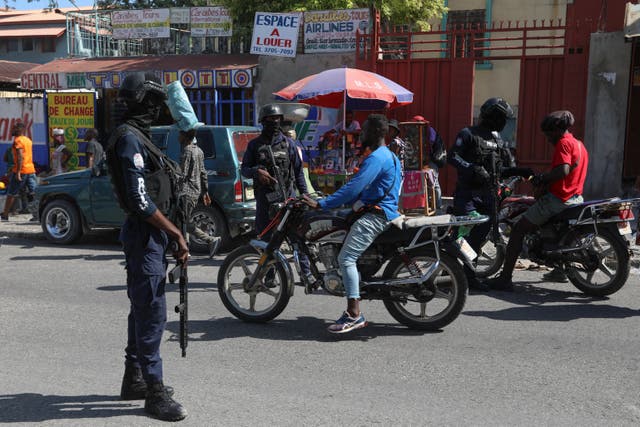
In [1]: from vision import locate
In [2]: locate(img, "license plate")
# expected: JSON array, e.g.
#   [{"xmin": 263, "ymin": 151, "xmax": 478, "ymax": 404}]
[
  {"xmin": 617, "ymin": 221, "xmax": 631, "ymax": 235},
  {"xmin": 245, "ymin": 187, "xmax": 254, "ymax": 200},
  {"xmin": 455, "ymin": 237, "xmax": 477, "ymax": 263}
]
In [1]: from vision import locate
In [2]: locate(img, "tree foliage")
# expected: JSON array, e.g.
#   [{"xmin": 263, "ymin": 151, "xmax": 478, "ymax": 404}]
[{"xmin": 6, "ymin": 0, "xmax": 446, "ymax": 32}]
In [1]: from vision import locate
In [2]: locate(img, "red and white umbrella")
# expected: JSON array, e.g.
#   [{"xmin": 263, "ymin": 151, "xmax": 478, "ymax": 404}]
[{"xmin": 274, "ymin": 67, "xmax": 413, "ymax": 110}]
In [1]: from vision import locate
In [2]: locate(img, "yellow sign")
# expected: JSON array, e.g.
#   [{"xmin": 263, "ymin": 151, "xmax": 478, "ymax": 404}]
[{"xmin": 46, "ymin": 92, "xmax": 96, "ymax": 171}]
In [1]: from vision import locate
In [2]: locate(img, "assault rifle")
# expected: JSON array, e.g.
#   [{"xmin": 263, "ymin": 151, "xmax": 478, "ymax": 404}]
[
  {"xmin": 168, "ymin": 196, "xmax": 189, "ymax": 358},
  {"xmin": 264, "ymin": 144, "xmax": 289, "ymax": 203}
]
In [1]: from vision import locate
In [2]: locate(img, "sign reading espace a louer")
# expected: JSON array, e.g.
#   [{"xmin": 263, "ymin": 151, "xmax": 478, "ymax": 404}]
[{"xmin": 250, "ymin": 12, "xmax": 302, "ymax": 58}]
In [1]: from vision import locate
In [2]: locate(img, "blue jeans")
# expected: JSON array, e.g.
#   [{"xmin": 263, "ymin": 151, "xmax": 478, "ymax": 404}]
[
  {"xmin": 7, "ymin": 173, "xmax": 37, "ymax": 197},
  {"xmin": 338, "ymin": 212, "xmax": 389, "ymax": 299}
]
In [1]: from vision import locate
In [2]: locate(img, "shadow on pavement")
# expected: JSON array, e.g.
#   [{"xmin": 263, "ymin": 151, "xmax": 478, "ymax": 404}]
[
  {"xmin": 464, "ymin": 283, "xmax": 640, "ymax": 321},
  {"xmin": 165, "ymin": 316, "xmax": 440, "ymax": 344},
  {"xmin": 0, "ymin": 393, "xmax": 142, "ymax": 422}
]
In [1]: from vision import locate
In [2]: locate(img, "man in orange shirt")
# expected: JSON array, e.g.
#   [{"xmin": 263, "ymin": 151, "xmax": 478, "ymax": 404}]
[{"xmin": 1, "ymin": 122, "xmax": 37, "ymax": 221}]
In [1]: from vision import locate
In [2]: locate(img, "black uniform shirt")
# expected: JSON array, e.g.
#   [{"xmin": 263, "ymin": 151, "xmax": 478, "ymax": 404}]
[{"xmin": 113, "ymin": 131, "xmax": 158, "ymax": 218}]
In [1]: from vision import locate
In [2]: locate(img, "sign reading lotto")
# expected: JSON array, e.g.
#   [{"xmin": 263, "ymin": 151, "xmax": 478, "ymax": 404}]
[
  {"xmin": 250, "ymin": 12, "xmax": 302, "ymax": 58},
  {"xmin": 304, "ymin": 8, "xmax": 369, "ymax": 53},
  {"xmin": 45, "ymin": 92, "xmax": 97, "ymax": 170},
  {"xmin": 191, "ymin": 6, "xmax": 232, "ymax": 37},
  {"xmin": 112, "ymin": 8, "xmax": 171, "ymax": 39},
  {"xmin": 21, "ymin": 69, "xmax": 254, "ymax": 90}
]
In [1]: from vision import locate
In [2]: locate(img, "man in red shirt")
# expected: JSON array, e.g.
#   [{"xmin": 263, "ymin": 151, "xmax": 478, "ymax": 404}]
[{"xmin": 485, "ymin": 110, "xmax": 588, "ymax": 291}]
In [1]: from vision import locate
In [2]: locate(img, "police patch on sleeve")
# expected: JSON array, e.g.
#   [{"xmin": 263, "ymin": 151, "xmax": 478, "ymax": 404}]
[
  {"xmin": 455, "ymin": 138, "xmax": 463, "ymax": 146},
  {"xmin": 133, "ymin": 153, "xmax": 144, "ymax": 169}
]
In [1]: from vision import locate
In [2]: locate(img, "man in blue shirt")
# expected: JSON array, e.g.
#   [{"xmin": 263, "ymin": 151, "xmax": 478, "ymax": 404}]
[{"xmin": 304, "ymin": 114, "xmax": 401, "ymax": 333}]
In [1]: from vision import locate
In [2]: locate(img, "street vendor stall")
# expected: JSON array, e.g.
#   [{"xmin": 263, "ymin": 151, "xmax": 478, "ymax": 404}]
[
  {"xmin": 274, "ymin": 67, "xmax": 413, "ymax": 194},
  {"xmin": 398, "ymin": 120, "xmax": 439, "ymax": 215}
]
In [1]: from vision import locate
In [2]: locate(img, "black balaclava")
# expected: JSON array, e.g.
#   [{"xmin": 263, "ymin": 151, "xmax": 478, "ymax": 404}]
[
  {"xmin": 125, "ymin": 95, "xmax": 163, "ymax": 136},
  {"xmin": 261, "ymin": 116, "xmax": 282, "ymax": 141},
  {"xmin": 481, "ymin": 110, "xmax": 507, "ymax": 132}
]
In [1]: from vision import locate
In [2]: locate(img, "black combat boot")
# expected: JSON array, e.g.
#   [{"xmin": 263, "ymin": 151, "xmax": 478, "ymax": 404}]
[
  {"xmin": 120, "ymin": 365, "xmax": 174, "ymax": 400},
  {"xmin": 144, "ymin": 382, "xmax": 187, "ymax": 421}
]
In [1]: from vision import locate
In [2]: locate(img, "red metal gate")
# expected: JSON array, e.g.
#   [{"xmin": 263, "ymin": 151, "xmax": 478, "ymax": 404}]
[{"xmin": 357, "ymin": 10, "xmax": 595, "ymax": 196}]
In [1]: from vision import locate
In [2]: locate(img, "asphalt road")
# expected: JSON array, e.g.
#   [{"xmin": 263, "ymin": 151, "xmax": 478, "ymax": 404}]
[{"xmin": 1, "ymin": 228, "xmax": 639, "ymax": 426}]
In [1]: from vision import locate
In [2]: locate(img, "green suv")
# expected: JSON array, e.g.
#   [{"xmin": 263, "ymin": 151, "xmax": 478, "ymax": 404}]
[{"xmin": 35, "ymin": 125, "xmax": 259, "ymax": 251}]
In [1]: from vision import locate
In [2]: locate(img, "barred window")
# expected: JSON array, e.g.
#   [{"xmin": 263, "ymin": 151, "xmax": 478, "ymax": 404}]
[{"xmin": 448, "ymin": 9, "xmax": 486, "ymax": 58}]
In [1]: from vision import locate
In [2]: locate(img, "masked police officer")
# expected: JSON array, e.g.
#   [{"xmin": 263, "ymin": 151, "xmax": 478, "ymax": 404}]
[
  {"xmin": 448, "ymin": 97, "xmax": 531, "ymax": 291},
  {"xmin": 241, "ymin": 104, "xmax": 315, "ymax": 287},
  {"xmin": 107, "ymin": 72, "xmax": 188, "ymax": 422}
]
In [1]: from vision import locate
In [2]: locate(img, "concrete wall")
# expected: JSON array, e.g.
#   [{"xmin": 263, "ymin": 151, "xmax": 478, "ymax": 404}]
[
  {"xmin": 255, "ymin": 53, "xmax": 355, "ymax": 110},
  {"xmin": 583, "ymin": 31, "xmax": 631, "ymax": 199}
]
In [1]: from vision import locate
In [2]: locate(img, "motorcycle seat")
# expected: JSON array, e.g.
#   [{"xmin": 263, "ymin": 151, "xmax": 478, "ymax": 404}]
[
  {"xmin": 395, "ymin": 214, "xmax": 454, "ymax": 230},
  {"xmin": 549, "ymin": 198, "xmax": 612, "ymax": 222}
]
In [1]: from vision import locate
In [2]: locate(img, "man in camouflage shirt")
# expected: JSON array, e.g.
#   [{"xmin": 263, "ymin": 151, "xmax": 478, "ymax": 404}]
[{"xmin": 179, "ymin": 129, "xmax": 221, "ymax": 258}]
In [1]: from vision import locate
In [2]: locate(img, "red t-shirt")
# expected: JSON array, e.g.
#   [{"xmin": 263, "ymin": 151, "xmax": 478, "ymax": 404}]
[{"xmin": 548, "ymin": 132, "xmax": 588, "ymax": 202}]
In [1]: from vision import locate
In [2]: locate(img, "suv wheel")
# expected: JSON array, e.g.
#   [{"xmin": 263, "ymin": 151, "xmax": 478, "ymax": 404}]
[
  {"xmin": 190, "ymin": 206, "xmax": 229, "ymax": 253},
  {"xmin": 41, "ymin": 199, "xmax": 83, "ymax": 244}
]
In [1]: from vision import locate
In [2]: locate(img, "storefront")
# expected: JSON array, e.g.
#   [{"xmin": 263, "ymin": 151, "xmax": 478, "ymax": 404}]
[{"xmin": 20, "ymin": 54, "xmax": 259, "ymax": 134}]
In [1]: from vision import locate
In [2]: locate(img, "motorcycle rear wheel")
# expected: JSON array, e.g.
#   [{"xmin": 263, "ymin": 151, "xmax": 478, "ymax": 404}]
[
  {"xmin": 382, "ymin": 250, "xmax": 467, "ymax": 331},
  {"xmin": 565, "ymin": 228, "xmax": 630, "ymax": 296},
  {"xmin": 217, "ymin": 245, "xmax": 290, "ymax": 322}
]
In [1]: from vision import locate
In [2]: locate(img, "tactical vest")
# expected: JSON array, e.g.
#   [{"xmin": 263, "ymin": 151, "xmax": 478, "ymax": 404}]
[
  {"xmin": 256, "ymin": 134, "xmax": 292, "ymax": 190},
  {"xmin": 106, "ymin": 124, "xmax": 183, "ymax": 222}
]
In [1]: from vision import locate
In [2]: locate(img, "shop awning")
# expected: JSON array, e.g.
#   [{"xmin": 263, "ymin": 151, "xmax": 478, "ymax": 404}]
[
  {"xmin": 0, "ymin": 26, "xmax": 65, "ymax": 38},
  {"xmin": 0, "ymin": 60, "xmax": 39, "ymax": 83},
  {"xmin": 20, "ymin": 54, "xmax": 259, "ymax": 90}
]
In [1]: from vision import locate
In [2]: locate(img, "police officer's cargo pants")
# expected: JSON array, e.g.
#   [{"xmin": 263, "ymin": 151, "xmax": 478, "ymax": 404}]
[{"xmin": 121, "ymin": 217, "xmax": 168, "ymax": 384}]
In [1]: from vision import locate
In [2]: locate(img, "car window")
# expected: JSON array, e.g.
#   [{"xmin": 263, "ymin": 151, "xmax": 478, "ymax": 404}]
[
  {"xmin": 151, "ymin": 132, "xmax": 168, "ymax": 152},
  {"xmin": 233, "ymin": 131, "xmax": 260, "ymax": 162},
  {"xmin": 196, "ymin": 129, "xmax": 216, "ymax": 159}
]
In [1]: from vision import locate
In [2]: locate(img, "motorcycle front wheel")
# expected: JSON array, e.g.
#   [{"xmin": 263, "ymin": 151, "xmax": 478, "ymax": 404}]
[
  {"xmin": 217, "ymin": 245, "xmax": 290, "ymax": 322},
  {"xmin": 475, "ymin": 222, "xmax": 507, "ymax": 278},
  {"xmin": 565, "ymin": 228, "xmax": 630, "ymax": 296},
  {"xmin": 382, "ymin": 249, "xmax": 467, "ymax": 331}
]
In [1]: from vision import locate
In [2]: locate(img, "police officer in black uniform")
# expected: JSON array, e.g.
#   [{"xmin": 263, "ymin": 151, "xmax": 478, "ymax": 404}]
[
  {"xmin": 241, "ymin": 104, "xmax": 314, "ymax": 285},
  {"xmin": 448, "ymin": 97, "xmax": 530, "ymax": 291},
  {"xmin": 107, "ymin": 72, "xmax": 188, "ymax": 422}
]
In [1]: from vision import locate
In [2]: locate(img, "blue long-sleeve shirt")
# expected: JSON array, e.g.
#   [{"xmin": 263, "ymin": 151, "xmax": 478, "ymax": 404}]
[{"xmin": 318, "ymin": 145, "xmax": 401, "ymax": 221}]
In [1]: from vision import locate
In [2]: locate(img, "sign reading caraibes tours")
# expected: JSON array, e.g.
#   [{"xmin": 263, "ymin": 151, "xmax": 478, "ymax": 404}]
[
  {"xmin": 250, "ymin": 12, "xmax": 302, "ymax": 58},
  {"xmin": 304, "ymin": 9, "xmax": 369, "ymax": 53},
  {"xmin": 112, "ymin": 9, "xmax": 170, "ymax": 39},
  {"xmin": 191, "ymin": 6, "xmax": 232, "ymax": 37},
  {"xmin": 45, "ymin": 92, "xmax": 96, "ymax": 170}
]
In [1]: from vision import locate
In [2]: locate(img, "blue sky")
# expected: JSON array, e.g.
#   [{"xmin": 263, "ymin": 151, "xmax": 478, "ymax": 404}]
[{"xmin": 13, "ymin": 0, "xmax": 96, "ymax": 10}]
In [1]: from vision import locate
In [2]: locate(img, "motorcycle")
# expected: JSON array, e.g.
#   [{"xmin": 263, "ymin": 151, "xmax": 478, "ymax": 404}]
[
  {"xmin": 217, "ymin": 195, "xmax": 488, "ymax": 331},
  {"xmin": 477, "ymin": 189, "xmax": 639, "ymax": 296}
]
